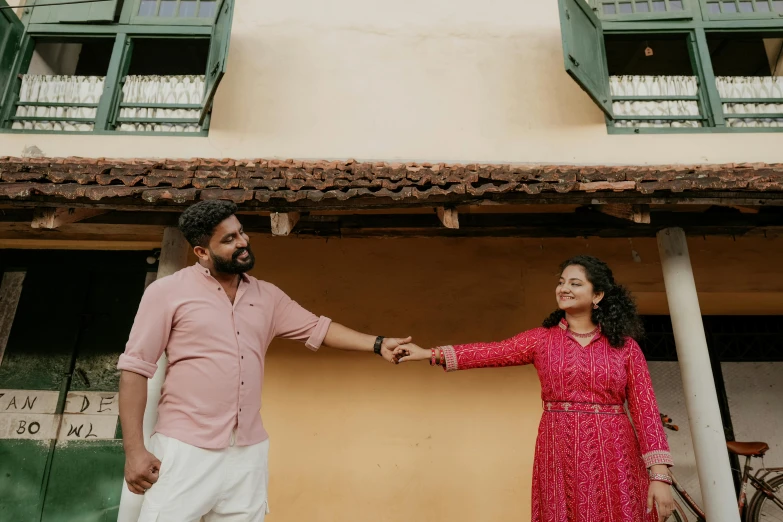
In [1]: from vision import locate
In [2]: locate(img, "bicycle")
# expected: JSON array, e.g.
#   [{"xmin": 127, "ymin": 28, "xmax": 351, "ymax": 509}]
[{"xmin": 659, "ymin": 413, "xmax": 783, "ymax": 522}]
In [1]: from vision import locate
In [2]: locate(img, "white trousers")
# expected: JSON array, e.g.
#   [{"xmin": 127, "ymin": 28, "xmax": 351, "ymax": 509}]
[{"xmin": 137, "ymin": 433, "xmax": 270, "ymax": 522}]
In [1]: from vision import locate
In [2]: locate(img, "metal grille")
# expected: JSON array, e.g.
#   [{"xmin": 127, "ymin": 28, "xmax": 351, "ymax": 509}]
[
  {"xmin": 597, "ymin": 0, "xmax": 686, "ymax": 15},
  {"xmin": 137, "ymin": 0, "xmax": 217, "ymax": 18}
]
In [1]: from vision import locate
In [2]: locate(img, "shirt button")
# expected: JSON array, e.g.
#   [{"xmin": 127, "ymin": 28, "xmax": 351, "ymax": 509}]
[
  {"xmin": 241, "ymin": 356, "xmax": 244, "ymax": 360},
  {"xmin": 237, "ymin": 331, "xmax": 240, "ymax": 335},
  {"xmin": 241, "ymin": 381, "xmax": 244, "ymax": 385},
  {"xmin": 240, "ymin": 408, "xmax": 242, "ymax": 412}
]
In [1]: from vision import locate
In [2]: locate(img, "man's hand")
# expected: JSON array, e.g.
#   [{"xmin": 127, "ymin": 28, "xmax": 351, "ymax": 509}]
[
  {"xmin": 380, "ymin": 336, "xmax": 413, "ymax": 364},
  {"xmin": 124, "ymin": 448, "xmax": 161, "ymax": 494}
]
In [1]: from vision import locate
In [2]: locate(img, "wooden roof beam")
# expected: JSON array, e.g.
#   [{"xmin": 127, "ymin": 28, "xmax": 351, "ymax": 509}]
[
  {"xmin": 270, "ymin": 212, "xmax": 300, "ymax": 236},
  {"xmin": 436, "ymin": 207, "xmax": 459, "ymax": 229},
  {"xmin": 31, "ymin": 207, "xmax": 109, "ymax": 230},
  {"xmin": 727, "ymin": 205, "xmax": 760, "ymax": 214},
  {"xmin": 597, "ymin": 204, "xmax": 651, "ymax": 224}
]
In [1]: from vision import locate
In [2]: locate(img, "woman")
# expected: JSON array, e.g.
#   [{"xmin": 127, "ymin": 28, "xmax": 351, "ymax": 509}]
[{"xmin": 396, "ymin": 255, "xmax": 676, "ymax": 522}]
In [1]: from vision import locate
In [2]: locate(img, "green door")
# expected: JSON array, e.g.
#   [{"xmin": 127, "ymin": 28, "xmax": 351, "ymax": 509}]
[
  {"xmin": 0, "ymin": 251, "xmax": 150, "ymax": 522},
  {"xmin": 0, "ymin": 271, "xmax": 85, "ymax": 522}
]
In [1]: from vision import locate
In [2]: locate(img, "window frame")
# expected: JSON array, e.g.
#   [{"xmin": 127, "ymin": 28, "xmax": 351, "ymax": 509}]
[
  {"xmin": 120, "ymin": 0, "xmax": 220, "ymax": 26},
  {"xmin": 589, "ymin": 0, "xmax": 696, "ymax": 22},
  {"xmin": 568, "ymin": 0, "xmax": 783, "ymax": 133},
  {"xmin": 110, "ymin": 34, "xmax": 212, "ymax": 132},
  {"xmin": 0, "ymin": 0, "xmax": 233, "ymax": 136},
  {"xmin": 0, "ymin": 0, "xmax": 25, "ymax": 119},
  {"xmin": 700, "ymin": 0, "xmax": 783, "ymax": 21},
  {"xmin": 26, "ymin": 0, "xmax": 121, "ymax": 24}
]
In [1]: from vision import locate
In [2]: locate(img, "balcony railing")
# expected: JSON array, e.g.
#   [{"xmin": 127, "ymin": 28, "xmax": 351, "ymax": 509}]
[{"xmin": 11, "ymin": 75, "xmax": 104, "ymax": 132}]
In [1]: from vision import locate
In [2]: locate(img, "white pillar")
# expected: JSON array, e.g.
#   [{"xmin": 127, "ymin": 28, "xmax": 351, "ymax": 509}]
[
  {"xmin": 656, "ymin": 228, "xmax": 740, "ymax": 522},
  {"xmin": 118, "ymin": 227, "xmax": 190, "ymax": 522}
]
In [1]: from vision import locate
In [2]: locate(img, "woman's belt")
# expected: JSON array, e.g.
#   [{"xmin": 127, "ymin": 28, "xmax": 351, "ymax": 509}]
[{"xmin": 543, "ymin": 401, "xmax": 625, "ymax": 415}]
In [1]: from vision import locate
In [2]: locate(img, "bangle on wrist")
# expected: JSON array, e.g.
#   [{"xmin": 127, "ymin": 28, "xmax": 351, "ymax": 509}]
[
  {"xmin": 373, "ymin": 336, "xmax": 384, "ymax": 356},
  {"xmin": 649, "ymin": 472, "xmax": 672, "ymax": 485}
]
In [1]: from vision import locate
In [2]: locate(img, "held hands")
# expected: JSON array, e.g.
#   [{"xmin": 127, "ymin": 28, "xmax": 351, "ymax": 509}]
[
  {"xmin": 376, "ymin": 335, "xmax": 437, "ymax": 365},
  {"xmin": 379, "ymin": 336, "xmax": 415, "ymax": 364},
  {"xmin": 392, "ymin": 342, "xmax": 430, "ymax": 363}
]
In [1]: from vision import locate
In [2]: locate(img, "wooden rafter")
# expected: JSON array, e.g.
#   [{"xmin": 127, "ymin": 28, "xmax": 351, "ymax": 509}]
[
  {"xmin": 597, "ymin": 204, "xmax": 651, "ymax": 224},
  {"xmin": 436, "ymin": 207, "xmax": 459, "ymax": 229},
  {"xmin": 270, "ymin": 212, "xmax": 300, "ymax": 236},
  {"xmin": 31, "ymin": 207, "xmax": 109, "ymax": 230},
  {"xmin": 0, "ymin": 207, "xmax": 779, "ymax": 243}
]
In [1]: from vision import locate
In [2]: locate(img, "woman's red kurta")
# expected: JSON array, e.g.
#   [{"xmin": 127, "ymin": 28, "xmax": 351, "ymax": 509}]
[{"xmin": 440, "ymin": 319, "xmax": 673, "ymax": 522}]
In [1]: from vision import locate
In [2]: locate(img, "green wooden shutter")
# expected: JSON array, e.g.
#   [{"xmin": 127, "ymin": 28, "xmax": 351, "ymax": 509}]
[
  {"xmin": 200, "ymin": 0, "xmax": 234, "ymax": 125},
  {"xmin": 0, "ymin": 0, "xmax": 24, "ymax": 117},
  {"xmin": 559, "ymin": 0, "xmax": 614, "ymax": 118},
  {"xmin": 29, "ymin": 0, "xmax": 119, "ymax": 23}
]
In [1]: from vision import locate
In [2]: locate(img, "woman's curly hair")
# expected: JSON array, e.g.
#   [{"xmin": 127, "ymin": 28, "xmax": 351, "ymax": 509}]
[
  {"xmin": 542, "ymin": 255, "xmax": 643, "ymax": 348},
  {"xmin": 178, "ymin": 200, "xmax": 238, "ymax": 247}
]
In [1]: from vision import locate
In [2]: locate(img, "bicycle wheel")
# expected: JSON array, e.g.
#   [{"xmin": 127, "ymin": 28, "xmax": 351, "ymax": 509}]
[{"xmin": 747, "ymin": 473, "xmax": 783, "ymax": 522}]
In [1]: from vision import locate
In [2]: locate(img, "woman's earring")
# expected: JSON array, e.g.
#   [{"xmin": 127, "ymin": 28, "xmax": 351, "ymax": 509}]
[{"xmin": 593, "ymin": 303, "xmax": 599, "ymax": 309}]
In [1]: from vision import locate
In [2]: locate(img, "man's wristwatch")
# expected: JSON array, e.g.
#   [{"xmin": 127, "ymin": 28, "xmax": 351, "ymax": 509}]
[{"xmin": 373, "ymin": 336, "xmax": 384, "ymax": 356}]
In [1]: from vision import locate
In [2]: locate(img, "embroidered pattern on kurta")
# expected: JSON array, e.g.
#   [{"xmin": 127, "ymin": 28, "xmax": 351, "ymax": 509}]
[{"xmin": 439, "ymin": 322, "xmax": 673, "ymax": 522}]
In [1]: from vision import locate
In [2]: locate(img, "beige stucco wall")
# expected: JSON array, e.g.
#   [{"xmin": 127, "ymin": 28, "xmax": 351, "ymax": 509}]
[
  {"xmin": 250, "ymin": 234, "xmax": 783, "ymax": 521},
  {"xmin": 3, "ymin": 0, "xmax": 783, "ymax": 164}
]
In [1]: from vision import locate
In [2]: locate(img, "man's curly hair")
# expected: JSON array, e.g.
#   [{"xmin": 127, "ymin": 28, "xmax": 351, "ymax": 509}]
[
  {"xmin": 178, "ymin": 200, "xmax": 238, "ymax": 247},
  {"xmin": 542, "ymin": 255, "xmax": 644, "ymax": 348}
]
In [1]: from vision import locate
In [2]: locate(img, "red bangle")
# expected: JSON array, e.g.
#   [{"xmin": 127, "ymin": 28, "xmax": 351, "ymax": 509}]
[
  {"xmin": 435, "ymin": 348, "xmax": 441, "ymax": 366},
  {"xmin": 430, "ymin": 348, "xmax": 436, "ymax": 366}
]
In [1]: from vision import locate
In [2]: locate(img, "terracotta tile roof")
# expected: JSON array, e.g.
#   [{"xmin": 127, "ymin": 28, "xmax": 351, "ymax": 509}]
[{"xmin": 1, "ymin": 157, "xmax": 782, "ymax": 207}]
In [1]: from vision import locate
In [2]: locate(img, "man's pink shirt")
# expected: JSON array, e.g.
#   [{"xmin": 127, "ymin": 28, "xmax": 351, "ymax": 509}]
[{"xmin": 117, "ymin": 264, "xmax": 331, "ymax": 448}]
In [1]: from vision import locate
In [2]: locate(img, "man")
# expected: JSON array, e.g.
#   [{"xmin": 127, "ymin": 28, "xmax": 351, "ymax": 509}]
[{"xmin": 118, "ymin": 200, "xmax": 410, "ymax": 522}]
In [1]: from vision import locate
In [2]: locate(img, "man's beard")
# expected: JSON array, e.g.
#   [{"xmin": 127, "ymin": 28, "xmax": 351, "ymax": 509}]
[{"xmin": 209, "ymin": 246, "xmax": 256, "ymax": 275}]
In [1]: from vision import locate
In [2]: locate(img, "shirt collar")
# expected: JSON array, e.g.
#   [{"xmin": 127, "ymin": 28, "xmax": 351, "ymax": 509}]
[{"xmin": 193, "ymin": 263, "xmax": 250, "ymax": 283}]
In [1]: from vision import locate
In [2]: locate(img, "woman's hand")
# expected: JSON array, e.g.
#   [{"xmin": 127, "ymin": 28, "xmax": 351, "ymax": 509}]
[
  {"xmin": 393, "ymin": 343, "xmax": 431, "ymax": 363},
  {"xmin": 380, "ymin": 336, "xmax": 413, "ymax": 364},
  {"xmin": 648, "ymin": 476, "xmax": 676, "ymax": 521}
]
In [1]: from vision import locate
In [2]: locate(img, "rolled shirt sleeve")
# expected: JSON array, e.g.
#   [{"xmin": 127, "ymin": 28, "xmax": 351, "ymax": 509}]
[
  {"xmin": 117, "ymin": 280, "xmax": 173, "ymax": 378},
  {"xmin": 269, "ymin": 284, "xmax": 332, "ymax": 351}
]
